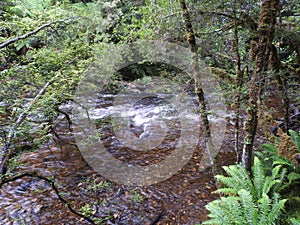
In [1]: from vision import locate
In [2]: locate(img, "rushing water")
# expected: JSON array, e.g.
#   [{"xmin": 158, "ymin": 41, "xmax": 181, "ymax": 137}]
[{"xmin": 0, "ymin": 90, "xmax": 237, "ymax": 224}]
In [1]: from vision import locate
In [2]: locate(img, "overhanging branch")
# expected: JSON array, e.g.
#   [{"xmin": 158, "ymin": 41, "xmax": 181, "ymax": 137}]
[{"xmin": 0, "ymin": 18, "xmax": 74, "ymax": 49}]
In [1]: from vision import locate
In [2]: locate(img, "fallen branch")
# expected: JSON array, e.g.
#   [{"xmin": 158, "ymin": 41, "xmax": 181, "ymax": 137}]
[
  {"xmin": 0, "ymin": 172, "xmax": 95, "ymax": 224},
  {"xmin": 0, "ymin": 72, "xmax": 61, "ymax": 174},
  {"xmin": 0, "ymin": 18, "xmax": 73, "ymax": 49}
]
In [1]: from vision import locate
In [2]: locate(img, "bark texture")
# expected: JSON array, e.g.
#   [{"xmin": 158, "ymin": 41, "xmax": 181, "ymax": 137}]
[{"xmin": 242, "ymin": 0, "xmax": 280, "ymax": 171}]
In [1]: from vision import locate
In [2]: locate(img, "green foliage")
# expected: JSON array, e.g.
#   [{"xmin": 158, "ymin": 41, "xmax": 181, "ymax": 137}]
[
  {"xmin": 130, "ymin": 189, "xmax": 145, "ymax": 203},
  {"xmin": 203, "ymin": 189, "xmax": 286, "ymax": 225},
  {"xmin": 203, "ymin": 157, "xmax": 287, "ymax": 225},
  {"xmin": 112, "ymin": 0, "xmax": 182, "ymax": 42},
  {"xmin": 290, "ymin": 218, "xmax": 300, "ymax": 225},
  {"xmin": 80, "ymin": 203, "xmax": 95, "ymax": 217},
  {"xmin": 206, "ymin": 133, "xmax": 300, "ymax": 225},
  {"xmin": 80, "ymin": 177, "xmax": 111, "ymax": 193},
  {"xmin": 255, "ymin": 133, "xmax": 300, "ymax": 225},
  {"xmin": 256, "ymin": 131, "xmax": 300, "ymax": 186},
  {"xmin": 0, "ymin": 0, "xmax": 101, "ymax": 164},
  {"xmin": 290, "ymin": 130, "xmax": 300, "ymax": 151},
  {"xmin": 256, "ymin": 143, "xmax": 295, "ymax": 173},
  {"xmin": 215, "ymin": 157, "xmax": 286, "ymax": 200}
]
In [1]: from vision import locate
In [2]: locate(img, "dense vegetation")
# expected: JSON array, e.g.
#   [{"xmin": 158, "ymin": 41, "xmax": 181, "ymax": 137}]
[{"xmin": 0, "ymin": 0, "xmax": 299, "ymax": 224}]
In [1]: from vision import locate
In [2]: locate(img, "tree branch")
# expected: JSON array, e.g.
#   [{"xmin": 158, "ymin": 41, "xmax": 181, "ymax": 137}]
[
  {"xmin": 199, "ymin": 10, "xmax": 234, "ymax": 19},
  {"xmin": 0, "ymin": 72, "xmax": 61, "ymax": 174},
  {"xmin": 0, "ymin": 18, "xmax": 73, "ymax": 49},
  {"xmin": 0, "ymin": 172, "xmax": 95, "ymax": 224}
]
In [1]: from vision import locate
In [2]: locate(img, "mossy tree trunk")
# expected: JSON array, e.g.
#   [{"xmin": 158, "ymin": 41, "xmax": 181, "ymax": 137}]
[
  {"xmin": 180, "ymin": 0, "xmax": 218, "ymax": 173},
  {"xmin": 179, "ymin": 0, "xmax": 210, "ymax": 139},
  {"xmin": 242, "ymin": 0, "xmax": 280, "ymax": 171},
  {"xmin": 232, "ymin": 2, "xmax": 243, "ymax": 163}
]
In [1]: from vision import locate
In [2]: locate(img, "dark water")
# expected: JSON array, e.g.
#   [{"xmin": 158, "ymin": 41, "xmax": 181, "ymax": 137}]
[{"xmin": 0, "ymin": 93, "xmax": 237, "ymax": 225}]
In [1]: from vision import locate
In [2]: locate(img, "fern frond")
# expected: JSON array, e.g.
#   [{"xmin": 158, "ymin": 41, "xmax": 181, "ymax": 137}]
[
  {"xmin": 215, "ymin": 187, "xmax": 239, "ymax": 195},
  {"xmin": 215, "ymin": 174, "xmax": 248, "ymax": 196},
  {"xmin": 219, "ymin": 164, "xmax": 255, "ymax": 196},
  {"xmin": 267, "ymin": 192, "xmax": 286, "ymax": 224},
  {"xmin": 273, "ymin": 158, "xmax": 295, "ymax": 167},
  {"xmin": 290, "ymin": 217, "xmax": 300, "ymax": 225},
  {"xmin": 257, "ymin": 193, "xmax": 272, "ymax": 224},
  {"xmin": 238, "ymin": 189, "xmax": 259, "ymax": 225},
  {"xmin": 262, "ymin": 165, "xmax": 282, "ymax": 194},
  {"xmin": 204, "ymin": 196, "xmax": 247, "ymax": 225},
  {"xmin": 252, "ymin": 157, "xmax": 265, "ymax": 199},
  {"xmin": 287, "ymin": 172, "xmax": 300, "ymax": 184},
  {"xmin": 289, "ymin": 130, "xmax": 300, "ymax": 151},
  {"xmin": 259, "ymin": 143, "xmax": 278, "ymax": 154},
  {"xmin": 273, "ymin": 167, "xmax": 288, "ymax": 192},
  {"xmin": 262, "ymin": 176, "xmax": 278, "ymax": 195}
]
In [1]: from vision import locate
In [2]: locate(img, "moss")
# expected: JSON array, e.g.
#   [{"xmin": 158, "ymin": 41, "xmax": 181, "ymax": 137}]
[{"xmin": 277, "ymin": 128, "xmax": 299, "ymax": 166}]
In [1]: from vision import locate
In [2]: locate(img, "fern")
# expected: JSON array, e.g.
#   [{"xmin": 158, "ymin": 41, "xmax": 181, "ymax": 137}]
[
  {"xmin": 267, "ymin": 193, "xmax": 287, "ymax": 224},
  {"xmin": 203, "ymin": 157, "xmax": 287, "ymax": 225},
  {"xmin": 216, "ymin": 157, "xmax": 283, "ymax": 200},
  {"xmin": 273, "ymin": 158, "xmax": 295, "ymax": 168},
  {"xmin": 273, "ymin": 167, "xmax": 288, "ymax": 192},
  {"xmin": 203, "ymin": 193, "xmax": 248, "ymax": 225},
  {"xmin": 238, "ymin": 189, "xmax": 258, "ymax": 224},
  {"xmin": 252, "ymin": 156, "xmax": 265, "ymax": 199},
  {"xmin": 203, "ymin": 189, "xmax": 286, "ymax": 225},
  {"xmin": 257, "ymin": 193, "xmax": 286, "ymax": 224},
  {"xmin": 216, "ymin": 163, "xmax": 255, "ymax": 197},
  {"xmin": 290, "ymin": 218, "xmax": 300, "ymax": 225},
  {"xmin": 289, "ymin": 130, "xmax": 300, "ymax": 151},
  {"xmin": 263, "ymin": 164, "xmax": 284, "ymax": 194}
]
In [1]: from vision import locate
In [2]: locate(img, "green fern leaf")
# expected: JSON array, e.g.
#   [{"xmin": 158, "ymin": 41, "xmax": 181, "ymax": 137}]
[
  {"xmin": 287, "ymin": 172, "xmax": 300, "ymax": 184},
  {"xmin": 290, "ymin": 217, "xmax": 300, "ymax": 225},
  {"xmin": 257, "ymin": 193, "xmax": 272, "ymax": 224},
  {"xmin": 267, "ymin": 193, "xmax": 286, "ymax": 224},
  {"xmin": 204, "ymin": 196, "xmax": 246, "ymax": 225},
  {"xmin": 289, "ymin": 130, "xmax": 300, "ymax": 151},
  {"xmin": 215, "ymin": 175, "xmax": 247, "ymax": 195},
  {"xmin": 221, "ymin": 164, "xmax": 255, "ymax": 196},
  {"xmin": 216, "ymin": 187, "xmax": 239, "ymax": 195},
  {"xmin": 273, "ymin": 158, "xmax": 295, "ymax": 167},
  {"xmin": 274, "ymin": 167, "xmax": 288, "ymax": 192},
  {"xmin": 262, "ymin": 165, "xmax": 282, "ymax": 194},
  {"xmin": 260, "ymin": 143, "xmax": 278, "ymax": 154},
  {"xmin": 252, "ymin": 157, "xmax": 265, "ymax": 199},
  {"xmin": 238, "ymin": 189, "xmax": 259, "ymax": 224}
]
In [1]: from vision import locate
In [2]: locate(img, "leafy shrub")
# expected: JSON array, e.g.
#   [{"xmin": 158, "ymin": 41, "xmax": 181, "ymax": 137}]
[
  {"xmin": 203, "ymin": 130, "xmax": 300, "ymax": 225},
  {"xmin": 256, "ymin": 130, "xmax": 300, "ymax": 225}
]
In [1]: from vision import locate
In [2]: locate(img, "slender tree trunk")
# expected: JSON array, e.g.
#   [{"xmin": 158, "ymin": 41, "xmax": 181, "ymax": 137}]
[
  {"xmin": 242, "ymin": 0, "xmax": 279, "ymax": 171},
  {"xmin": 232, "ymin": 2, "xmax": 243, "ymax": 163},
  {"xmin": 179, "ymin": 0, "xmax": 217, "ymax": 173},
  {"xmin": 179, "ymin": 0, "xmax": 210, "ymax": 138}
]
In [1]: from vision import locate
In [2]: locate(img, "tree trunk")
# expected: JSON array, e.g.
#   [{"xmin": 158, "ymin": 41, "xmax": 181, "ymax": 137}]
[
  {"xmin": 179, "ymin": 0, "xmax": 218, "ymax": 173},
  {"xmin": 179, "ymin": 0, "xmax": 210, "ymax": 138},
  {"xmin": 232, "ymin": 3, "xmax": 243, "ymax": 163},
  {"xmin": 242, "ymin": 0, "xmax": 279, "ymax": 171}
]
